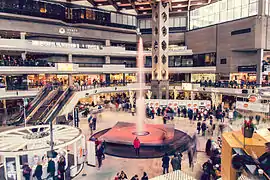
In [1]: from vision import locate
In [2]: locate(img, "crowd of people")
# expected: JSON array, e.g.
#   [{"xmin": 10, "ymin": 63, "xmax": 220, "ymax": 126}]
[
  {"xmin": 198, "ymin": 79, "xmax": 258, "ymax": 89},
  {"xmin": 114, "ymin": 171, "xmax": 148, "ymax": 180},
  {"xmin": 22, "ymin": 154, "xmax": 66, "ymax": 180},
  {"xmin": 0, "ymin": 55, "xmax": 54, "ymax": 67}
]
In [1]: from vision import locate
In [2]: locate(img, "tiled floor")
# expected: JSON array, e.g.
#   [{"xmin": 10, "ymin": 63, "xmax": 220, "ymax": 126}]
[{"xmin": 74, "ymin": 110, "xmax": 226, "ymax": 180}]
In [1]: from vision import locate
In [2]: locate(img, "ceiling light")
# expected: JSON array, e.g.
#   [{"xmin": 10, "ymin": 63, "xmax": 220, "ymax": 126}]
[
  {"xmin": 177, "ymin": 4, "xmax": 182, "ymax": 7},
  {"xmin": 122, "ymin": 8, "xmax": 126, "ymax": 10},
  {"xmin": 177, "ymin": 9, "xmax": 182, "ymax": 12},
  {"xmin": 143, "ymin": 12, "xmax": 147, "ymax": 14},
  {"xmin": 139, "ymin": 6, "xmax": 144, "ymax": 9},
  {"xmin": 196, "ymin": 2, "xmax": 203, "ymax": 5},
  {"xmin": 98, "ymin": 3, "xmax": 102, "ymax": 6},
  {"xmin": 117, "ymin": 2, "xmax": 121, "ymax": 5}
]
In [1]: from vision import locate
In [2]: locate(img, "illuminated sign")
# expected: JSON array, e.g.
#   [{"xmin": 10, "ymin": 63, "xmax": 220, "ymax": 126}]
[
  {"xmin": 57, "ymin": 63, "xmax": 74, "ymax": 71},
  {"xmin": 58, "ymin": 27, "xmax": 79, "ymax": 35}
]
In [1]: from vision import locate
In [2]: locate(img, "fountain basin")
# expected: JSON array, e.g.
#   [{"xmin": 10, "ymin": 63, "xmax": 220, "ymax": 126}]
[{"xmin": 99, "ymin": 122, "xmax": 175, "ymax": 146}]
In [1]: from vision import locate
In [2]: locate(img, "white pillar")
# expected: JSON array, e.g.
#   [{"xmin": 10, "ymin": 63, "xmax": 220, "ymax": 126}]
[
  {"xmin": 258, "ymin": 0, "xmax": 267, "ymax": 16},
  {"xmin": 73, "ymin": 141, "xmax": 78, "ymax": 167},
  {"xmin": 68, "ymin": 36, "xmax": 72, "ymax": 44},
  {"xmin": 105, "ymin": 39, "xmax": 111, "ymax": 47},
  {"xmin": 105, "ymin": 56, "xmax": 110, "ymax": 64},
  {"xmin": 68, "ymin": 54, "xmax": 72, "ymax": 63},
  {"xmin": 20, "ymin": 32, "xmax": 26, "ymax": 40}
]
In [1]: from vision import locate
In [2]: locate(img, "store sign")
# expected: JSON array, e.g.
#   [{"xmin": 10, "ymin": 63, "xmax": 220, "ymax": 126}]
[
  {"xmin": 58, "ymin": 27, "xmax": 79, "ymax": 35},
  {"xmin": 236, "ymin": 101, "xmax": 269, "ymax": 113},
  {"xmin": 263, "ymin": 65, "xmax": 270, "ymax": 72},
  {"xmin": 57, "ymin": 63, "xmax": 74, "ymax": 71},
  {"xmin": 168, "ymin": 46, "xmax": 188, "ymax": 51},
  {"xmin": 31, "ymin": 40, "xmax": 102, "ymax": 50},
  {"xmin": 238, "ymin": 65, "xmax": 257, "ymax": 72}
]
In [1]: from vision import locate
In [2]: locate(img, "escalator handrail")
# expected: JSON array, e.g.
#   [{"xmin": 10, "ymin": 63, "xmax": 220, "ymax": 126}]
[
  {"xmin": 43, "ymin": 87, "xmax": 72, "ymax": 124},
  {"xmin": 36, "ymin": 88, "xmax": 61, "ymax": 124},
  {"xmin": 26, "ymin": 87, "xmax": 60, "ymax": 124}
]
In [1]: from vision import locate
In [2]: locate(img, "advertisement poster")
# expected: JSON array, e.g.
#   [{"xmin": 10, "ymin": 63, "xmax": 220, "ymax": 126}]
[{"xmin": 5, "ymin": 157, "xmax": 17, "ymax": 180}]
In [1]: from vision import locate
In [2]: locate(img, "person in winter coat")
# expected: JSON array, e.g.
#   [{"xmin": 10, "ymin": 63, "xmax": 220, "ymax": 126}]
[
  {"xmin": 205, "ymin": 138, "xmax": 212, "ymax": 156},
  {"xmin": 197, "ymin": 121, "xmax": 201, "ymax": 134},
  {"xmin": 171, "ymin": 154, "xmax": 180, "ymax": 171},
  {"xmin": 23, "ymin": 163, "xmax": 32, "ymax": 180},
  {"xmin": 141, "ymin": 172, "xmax": 148, "ymax": 180},
  {"xmin": 57, "ymin": 156, "xmax": 66, "ymax": 180},
  {"xmin": 162, "ymin": 153, "xmax": 170, "ymax": 174},
  {"xmin": 33, "ymin": 163, "xmax": 43, "ymax": 180},
  {"xmin": 133, "ymin": 137, "xmax": 141, "ymax": 156},
  {"xmin": 47, "ymin": 158, "xmax": 55, "ymax": 178},
  {"xmin": 201, "ymin": 121, "xmax": 207, "ymax": 136}
]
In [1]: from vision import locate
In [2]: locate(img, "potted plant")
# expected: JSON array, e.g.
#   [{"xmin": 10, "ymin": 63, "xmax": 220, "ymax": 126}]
[{"xmin": 242, "ymin": 119, "xmax": 255, "ymax": 138}]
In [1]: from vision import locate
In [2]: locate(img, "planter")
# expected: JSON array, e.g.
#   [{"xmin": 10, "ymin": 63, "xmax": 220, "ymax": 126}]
[{"xmin": 242, "ymin": 127, "xmax": 254, "ymax": 138}]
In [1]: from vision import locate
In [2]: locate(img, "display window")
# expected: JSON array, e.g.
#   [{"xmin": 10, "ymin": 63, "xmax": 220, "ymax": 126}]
[
  {"xmin": 230, "ymin": 73, "xmax": 256, "ymax": 84},
  {"xmin": 191, "ymin": 74, "xmax": 216, "ymax": 82}
]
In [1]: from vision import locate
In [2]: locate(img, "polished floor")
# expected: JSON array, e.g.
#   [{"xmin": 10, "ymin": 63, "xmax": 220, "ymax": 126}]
[{"xmin": 75, "ymin": 110, "xmax": 228, "ymax": 180}]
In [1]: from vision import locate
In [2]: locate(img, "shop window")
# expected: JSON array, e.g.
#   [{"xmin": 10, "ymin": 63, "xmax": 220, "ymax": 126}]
[{"xmin": 220, "ymin": 58, "xmax": 227, "ymax": 64}]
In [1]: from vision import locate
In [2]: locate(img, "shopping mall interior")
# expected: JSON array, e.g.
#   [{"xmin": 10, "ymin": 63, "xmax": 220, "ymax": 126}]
[{"xmin": 0, "ymin": 0, "xmax": 269, "ymax": 180}]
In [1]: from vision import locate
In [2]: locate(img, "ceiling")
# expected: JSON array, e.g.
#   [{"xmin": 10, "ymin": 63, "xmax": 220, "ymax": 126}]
[{"xmin": 70, "ymin": 0, "xmax": 214, "ymax": 15}]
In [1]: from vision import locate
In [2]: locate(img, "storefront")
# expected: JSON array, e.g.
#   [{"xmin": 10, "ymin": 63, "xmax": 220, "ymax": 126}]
[
  {"xmin": 6, "ymin": 75, "xmax": 28, "ymax": 90},
  {"xmin": 73, "ymin": 74, "xmax": 105, "ymax": 84},
  {"xmin": 191, "ymin": 73, "xmax": 216, "ymax": 82},
  {"xmin": 230, "ymin": 72, "xmax": 256, "ymax": 84}
]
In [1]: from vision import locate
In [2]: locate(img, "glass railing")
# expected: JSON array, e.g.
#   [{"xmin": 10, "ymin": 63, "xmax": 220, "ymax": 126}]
[{"xmin": 0, "ymin": 0, "xmax": 136, "ymax": 29}]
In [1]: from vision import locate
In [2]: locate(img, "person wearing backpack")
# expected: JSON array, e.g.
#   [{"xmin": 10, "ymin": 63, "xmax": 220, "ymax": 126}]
[{"xmin": 22, "ymin": 163, "xmax": 32, "ymax": 180}]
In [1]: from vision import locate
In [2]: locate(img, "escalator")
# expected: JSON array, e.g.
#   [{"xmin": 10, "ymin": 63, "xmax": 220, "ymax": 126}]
[
  {"xmin": 43, "ymin": 87, "xmax": 74, "ymax": 124},
  {"xmin": 27, "ymin": 88, "xmax": 64, "ymax": 125},
  {"xmin": 7, "ymin": 86, "xmax": 51, "ymax": 126}
]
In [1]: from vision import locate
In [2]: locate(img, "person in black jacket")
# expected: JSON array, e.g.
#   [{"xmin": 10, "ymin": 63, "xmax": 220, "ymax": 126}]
[
  {"xmin": 47, "ymin": 158, "xmax": 55, "ymax": 178},
  {"xmin": 141, "ymin": 172, "xmax": 148, "ymax": 180},
  {"xmin": 162, "ymin": 153, "xmax": 170, "ymax": 174},
  {"xmin": 33, "ymin": 163, "xmax": 43, "ymax": 180},
  {"xmin": 197, "ymin": 121, "xmax": 201, "ymax": 134},
  {"xmin": 201, "ymin": 121, "xmax": 207, "ymax": 136},
  {"xmin": 58, "ymin": 156, "xmax": 66, "ymax": 180}
]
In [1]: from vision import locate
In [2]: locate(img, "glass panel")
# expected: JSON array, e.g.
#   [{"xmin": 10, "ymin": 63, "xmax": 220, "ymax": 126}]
[
  {"xmin": 145, "ymin": 19, "xmax": 151, "ymax": 29},
  {"xmin": 180, "ymin": 17, "xmax": 186, "ymax": 26},
  {"xmin": 169, "ymin": 17, "xmax": 174, "ymax": 27},
  {"xmin": 242, "ymin": 5, "xmax": 248, "ymax": 17},
  {"xmin": 127, "ymin": 15, "xmax": 133, "ymax": 25},
  {"xmin": 235, "ymin": 0, "xmax": 241, "ymax": 7},
  {"xmin": 220, "ymin": 0, "xmax": 227, "ymax": 11},
  {"xmin": 175, "ymin": 17, "xmax": 180, "ymax": 27},
  {"xmin": 249, "ymin": 2, "xmax": 258, "ymax": 16},
  {"xmin": 227, "ymin": 0, "xmax": 233, "ymax": 9},
  {"xmin": 123, "ymin": 15, "xmax": 128, "ymax": 25},
  {"xmin": 234, "ymin": 7, "xmax": 241, "ymax": 19},
  {"xmin": 242, "ymin": 0, "xmax": 249, "ymax": 5},
  {"xmin": 111, "ymin": 12, "xmax": 116, "ymax": 23},
  {"xmin": 227, "ymin": 9, "xmax": 233, "ymax": 20},
  {"xmin": 116, "ymin": 14, "xmax": 122, "ymax": 24},
  {"xmin": 220, "ymin": 11, "xmax": 227, "ymax": 22}
]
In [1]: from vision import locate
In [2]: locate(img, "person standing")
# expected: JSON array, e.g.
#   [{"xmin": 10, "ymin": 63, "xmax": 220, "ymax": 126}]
[
  {"xmin": 131, "ymin": 106, "xmax": 135, "ymax": 116},
  {"xmin": 133, "ymin": 137, "xmax": 141, "ymax": 157},
  {"xmin": 131, "ymin": 175, "xmax": 139, "ymax": 180},
  {"xmin": 33, "ymin": 163, "xmax": 42, "ymax": 180},
  {"xmin": 47, "ymin": 158, "xmax": 55, "ymax": 178},
  {"xmin": 171, "ymin": 154, "xmax": 180, "ymax": 171},
  {"xmin": 177, "ymin": 107, "xmax": 181, "ymax": 117},
  {"xmin": 162, "ymin": 153, "xmax": 170, "ymax": 174},
  {"xmin": 205, "ymin": 138, "xmax": 212, "ymax": 156},
  {"xmin": 141, "ymin": 172, "xmax": 148, "ymax": 180},
  {"xmin": 96, "ymin": 146, "xmax": 104, "ymax": 169},
  {"xmin": 22, "ymin": 163, "xmax": 31, "ymax": 180}
]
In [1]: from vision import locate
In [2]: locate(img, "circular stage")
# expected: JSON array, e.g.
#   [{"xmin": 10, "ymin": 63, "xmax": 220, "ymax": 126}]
[{"xmin": 91, "ymin": 123, "xmax": 192, "ymax": 159}]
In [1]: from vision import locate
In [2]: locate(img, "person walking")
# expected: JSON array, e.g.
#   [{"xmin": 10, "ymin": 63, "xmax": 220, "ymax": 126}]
[
  {"xmin": 92, "ymin": 114, "xmax": 97, "ymax": 130},
  {"xmin": 96, "ymin": 146, "xmax": 104, "ymax": 169},
  {"xmin": 131, "ymin": 175, "xmax": 139, "ymax": 180},
  {"xmin": 171, "ymin": 154, "xmax": 180, "ymax": 171},
  {"xmin": 133, "ymin": 137, "xmax": 141, "ymax": 157},
  {"xmin": 197, "ymin": 121, "xmax": 201, "ymax": 134},
  {"xmin": 201, "ymin": 121, "xmax": 207, "ymax": 136},
  {"xmin": 141, "ymin": 172, "xmax": 148, "ymax": 180},
  {"xmin": 33, "ymin": 163, "xmax": 42, "ymax": 180},
  {"xmin": 131, "ymin": 106, "xmax": 135, "ymax": 116},
  {"xmin": 162, "ymin": 153, "xmax": 170, "ymax": 174},
  {"xmin": 22, "ymin": 163, "xmax": 31, "ymax": 180},
  {"xmin": 57, "ymin": 156, "xmax": 66, "ymax": 180}
]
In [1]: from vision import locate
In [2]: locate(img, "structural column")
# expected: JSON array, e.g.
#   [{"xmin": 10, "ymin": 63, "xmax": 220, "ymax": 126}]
[
  {"xmin": 20, "ymin": 32, "xmax": 26, "ymax": 40},
  {"xmin": 68, "ymin": 54, "xmax": 73, "ymax": 86},
  {"xmin": 105, "ymin": 40, "xmax": 111, "ymax": 64},
  {"xmin": 2, "ymin": 99, "xmax": 7, "ymax": 125},
  {"xmin": 151, "ymin": 1, "xmax": 170, "ymax": 99},
  {"xmin": 257, "ymin": 49, "xmax": 264, "ymax": 86},
  {"xmin": 68, "ymin": 36, "xmax": 72, "ymax": 44}
]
